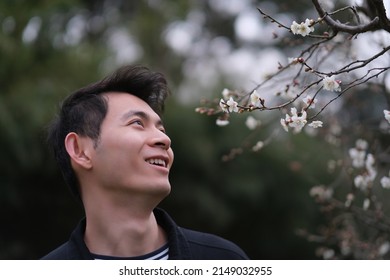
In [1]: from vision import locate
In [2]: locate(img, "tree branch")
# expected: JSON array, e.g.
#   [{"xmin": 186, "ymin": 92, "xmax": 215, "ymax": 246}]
[
  {"xmin": 312, "ymin": 0, "xmax": 381, "ymax": 35},
  {"xmin": 367, "ymin": 0, "xmax": 390, "ymax": 32}
]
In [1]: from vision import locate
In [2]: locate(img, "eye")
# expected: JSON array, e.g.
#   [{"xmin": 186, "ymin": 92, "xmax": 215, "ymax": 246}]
[{"xmin": 128, "ymin": 119, "xmax": 144, "ymax": 127}]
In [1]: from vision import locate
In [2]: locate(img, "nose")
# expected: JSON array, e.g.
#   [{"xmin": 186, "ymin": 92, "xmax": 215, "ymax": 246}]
[{"xmin": 151, "ymin": 129, "xmax": 171, "ymax": 150}]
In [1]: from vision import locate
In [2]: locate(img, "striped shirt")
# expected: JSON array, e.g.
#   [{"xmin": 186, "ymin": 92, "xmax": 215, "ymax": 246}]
[{"xmin": 91, "ymin": 243, "xmax": 169, "ymax": 260}]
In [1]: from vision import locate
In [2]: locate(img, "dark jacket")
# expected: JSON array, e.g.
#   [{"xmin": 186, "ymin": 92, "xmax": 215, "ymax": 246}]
[{"xmin": 41, "ymin": 208, "xmax": 249, "ymax": 260}]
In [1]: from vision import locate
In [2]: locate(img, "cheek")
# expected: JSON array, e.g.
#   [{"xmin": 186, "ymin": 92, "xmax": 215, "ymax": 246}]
[
  {"xmin": 94, "ymin": 135, "xmax": 140, "ymax": 169},
  {"xmin": 168, "ymin": 148, "xmax": 174, "ymax": 167}
]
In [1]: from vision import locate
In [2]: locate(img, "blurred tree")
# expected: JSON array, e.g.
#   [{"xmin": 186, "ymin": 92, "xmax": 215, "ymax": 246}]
[{"xmin": 196, "ymin": 0, "xmax": 390, "ymax": 259}]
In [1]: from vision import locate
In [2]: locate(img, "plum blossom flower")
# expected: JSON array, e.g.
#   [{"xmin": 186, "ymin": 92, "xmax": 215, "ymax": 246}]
[
  {"xmin": 216, "ymin": 118, "xmax": 229, "ymax": 126},
  {"xmin": 381, "ymin": 171, "xmax": 390, "ymax": 189},
  {"xmin": 288, "ymin": 57, "xmax": 298, "ymax": 64},
  {"xmin": 280, "ymin": 117, "xmax": 290, "ymax": 132},
  {"xmin": 222, "ymin": 88, "xmax": 232, "ymax": 99},
  {"xmin": 384, "ymin": 110, "xmax": 390, "ymax": 124},
  {"xmin": 308, "ymin": 120, "xmax": 323, "ymax": 128},
  {"xmin": 219, "ymin": 96, "xmax": 239, "ymax": 113},
  {"xmin": 290, "ymin": 21, "xmax": 301, "ymax": 34},
  {"xmin": 381, "ymin": 176, "xmax": 390, "ymax": 189},
  {"xmin": 363, "ymin": 198, "xmax": 370, "ymax": 210},
  {"xmin": 226, "ymin": 97, "xmax": 239, "ymax": 112},
  {"xmin": 354, "ymin": 160, "xmax": 377, "ymax": 191},
  {"xmin": 356, "ymin": 139, "xmax": 368, "ymax": 150},
  {"xmin": 252, "ymin": 141, "xmax": 264, "ymax": 152},
  {"xmin": 290, "ymin": 108, "xmax": 307, "ymax": 131},
  {"xmin": 322, "ymin": 76, "xmax": 341, "ymax": 92},
  {"xmin": 310, "ymin": 185, "xmax": 333, "ymax": 201},
  {"xmin": 280, "ymin": 107, "xmax": 307, "ymax": 133},
  {"xmin": 345, "ymin": 193, "xmax": 354, "ymax": 208},
  {"xmin": 290, "ymin": 19, "xmax": 315, "ymax": 37},
  {"xmin": 355, "ymin": 170, "xmax": 376, "ymax": 192},
  {"xmin": 303, "ymin": 95, "xmax": 318, "ymax": 109},
  {"xmin": 349, "ymin": 139, "xmax": 368, "ymax": 168},
  {"xmin": 322, "ymin": 249, "xmax": 335, "ymax": 260},
  {"xmin": 349, "ymin": 140, "xmax": 377, "ymax": 191},
  {"xmin": 354, "ymin": 175, "xmax": 369, "ymax": 191},
  {"xmin": 249, "ymin": 90, "xmax": 262, "ymax": 107},
  {"xmin": 379, "ymin": 242, "xmax": 390, "ymax": 256},
  {"xmin": 219, "ymin": 99, "xmax": 227, "ymax": 112},
  {"xmin": 365, "ymin": 153, "xmax": 376, "ymax": 178},
  {"xmin": 245, "ymin": 116, "xmax": 260, "ymax": 130}
]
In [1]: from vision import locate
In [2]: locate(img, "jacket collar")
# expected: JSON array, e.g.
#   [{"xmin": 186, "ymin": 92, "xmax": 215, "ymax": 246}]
[{"xmin": 69, "ymin": 208, "xmax": 192, "ymax": 259}]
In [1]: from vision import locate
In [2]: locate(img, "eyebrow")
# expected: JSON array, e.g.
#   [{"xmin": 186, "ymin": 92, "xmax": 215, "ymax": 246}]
[{"xmin": 120, "ymin": 110, "xmax": 164, "ymax": 127}]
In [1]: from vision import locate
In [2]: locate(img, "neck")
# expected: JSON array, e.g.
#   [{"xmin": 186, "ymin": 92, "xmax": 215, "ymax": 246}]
[{"xmin": 82, "ymin": 193, "xmax": 167, "ymax": 257}]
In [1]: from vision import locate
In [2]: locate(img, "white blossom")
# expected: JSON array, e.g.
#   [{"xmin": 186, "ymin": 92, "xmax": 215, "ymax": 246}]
[
  {"xmin": 349, "ymin": 148, "xmax": 366, "ymax": 168},
  {"xmin": 288, "ymin": 57, "xmax": 299, "ymax": 65},
  {"xmin": 252, "ymin": 141, "xmax": 264, "ymax": 152},
  {"xmin": 322, "ymin": 76, "xmax": 341, "ymax": 92},
  {"xmin": 349, "ymin": 139, "xmax": 370, "ymax": 167},
  {"xmin": 345, "ymin": 193, "xmax": 354, "ymax": 208},
  {"xmin": 351, "ymin": 147, "xmax": 377, "ymax": 191},
  {"xmin": 349, "ymin": 139, "xmax": 377, "ymax": 191},
  {"xmin": 366, "ymin": 153, "xmax": 375, "ymax": 167},
  {"xmin": 304, "ymin": 19, "xmax": 315, "ymax": 32},
  {"xmin": 290, "ymin": 21, "xmax": 301, "ymax": 34},
  {"xmin": 303, "ymin": 95, "xmax": 318, "ymax": 109},
  {"xmin": 322, "ymin": 249, "xmax": 335, "ymax": 260},
  {"xmin": 249, "ymin": 90, "xmax": 262, "ymax": 107},
  {"xmin": 310, "ymin": 185, "xmax": 333, "ymax": 201},
  {"xmin": 219, "ymin": 97, "xmax": 239, "ymax": 113},
  {"xmin": 280, "ymin": 107, "xmax": 307, "ymax": 133},
  {"xmin": 280, "ymin": 117, "xmax": 289, "ymax": 132},
  {"xmin": 356, "ymin": 139, "xmax": 368, "ymax": 150},
  {"xmin": 354, "ymin": 172, "xmax": 376, "ymax": 192},
  {"xmin": 354, "ymin": 175, "xmax": 369, "ymax": 191},
  {"xmin": 226, "ymin": 97, "xmax": 239, "ymax": 112},
  {"xmin": 384, "ymin": 109, "xmax": 390, "ymax": 124},
  {"xmin": 290, "ymin": 108, "xmax": 307, "ymax": 132},
  {"xmin": 216, "ymin": 118, "xmax": 229, "ymax": 126},
  {"xmin": 363, "ymin": 198, "xmax": 370, "ymax": 210},
  {"xmin": 222, "ymin": 88, "xmax": 231, "ymax": 99},
  {"xmin": 381, "ymin": 172, "xmax": 390, "ymax": 189},
  {"xmin": 245, "ymin": 116, "xmax": 260, "ymax": 130},
  {"xmin": 365, "ymin": 153, "xmax": 377, "ymax": 181},
  {"xmin": 219, "ymin": 98, "xmax": 227, "ymax": 112},
  {"xmin": 308, "ymin": 120, "xmax": 323, "ymax": 128},
  {"xmin": 290, "ymin": 19, "xmax": 315, "ymax": 37},
  {"xmin": 379, "ymin": 242, "xmax": 390, "ymax": 256}
]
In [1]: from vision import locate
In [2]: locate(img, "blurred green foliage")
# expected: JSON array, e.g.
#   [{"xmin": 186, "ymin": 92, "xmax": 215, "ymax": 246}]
[{"xmin": 0, "ymin": 0, "xmax": 334, "ymax": 259}]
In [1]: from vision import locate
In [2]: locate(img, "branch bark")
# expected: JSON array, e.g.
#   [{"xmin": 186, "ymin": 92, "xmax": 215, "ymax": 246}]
[
  {"xmin": 367, "ymin": 0, "xmax": 390, "ymax": 32},
  {"xmin": 312, "ymin": 0, "xmax": 383, "ymax": 35}
]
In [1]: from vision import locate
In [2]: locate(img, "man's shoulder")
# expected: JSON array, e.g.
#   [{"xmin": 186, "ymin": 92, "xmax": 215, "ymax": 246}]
[
  {"xmin": 180, "ymin": 227, "xmax": 249, "ymax": 260},
  {"xmin": 41, "ymin": 242, "xmax": 72, "ymax": 260},
  {"xmin": 41, "ymin": 219, "xmax": 88, "ymax": 260}
]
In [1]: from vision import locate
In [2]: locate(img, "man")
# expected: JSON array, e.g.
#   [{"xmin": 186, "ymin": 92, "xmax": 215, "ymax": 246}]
[{"xmin": 42, "ymin": 65, "xmax": 248, "ymax": 260}]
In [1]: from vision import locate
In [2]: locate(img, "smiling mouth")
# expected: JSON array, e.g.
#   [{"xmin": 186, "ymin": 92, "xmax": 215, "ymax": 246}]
[{"xmin": 146, "ymin": 158, "xmax": 167, "ymax": 168}]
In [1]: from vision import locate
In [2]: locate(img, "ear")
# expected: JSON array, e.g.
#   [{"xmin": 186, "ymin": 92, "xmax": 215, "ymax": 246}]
[{"xmin": 65, "ymin": 132, "xmax": 93, "ymax": 170}]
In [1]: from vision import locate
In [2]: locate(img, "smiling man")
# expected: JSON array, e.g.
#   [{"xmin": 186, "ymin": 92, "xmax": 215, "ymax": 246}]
[{"xmin": 42, "ymin": 65, "xmax": 248, "ymax": 260}]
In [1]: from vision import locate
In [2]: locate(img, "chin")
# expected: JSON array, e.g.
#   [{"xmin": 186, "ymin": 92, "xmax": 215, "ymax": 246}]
[
  {"xmin": 149, "ymin": 182, "xmax": 171, "ymax": 197},
  {"xmin": 159, "ymin": 184, "xmax": 171, "ymax": 197}
]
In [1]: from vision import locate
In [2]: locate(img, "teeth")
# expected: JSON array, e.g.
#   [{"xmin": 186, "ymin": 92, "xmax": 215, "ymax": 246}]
[{"xmin": 146, "ymin": 158, "xmax": 166, "ymax": 167}]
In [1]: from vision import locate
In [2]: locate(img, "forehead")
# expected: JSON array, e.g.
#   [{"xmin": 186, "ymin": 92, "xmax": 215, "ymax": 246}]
[{"xmin": 103, "ymin": 92, "xmax": 159, "ymax": 119}]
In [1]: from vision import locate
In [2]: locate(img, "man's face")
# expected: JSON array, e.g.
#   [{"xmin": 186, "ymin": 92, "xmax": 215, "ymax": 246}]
[{"xmin": 89, "ymin": 92, "xmax": 174, "ymax": 198}]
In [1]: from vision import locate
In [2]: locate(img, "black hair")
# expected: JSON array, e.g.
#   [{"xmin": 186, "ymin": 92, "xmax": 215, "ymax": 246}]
[{"xmin": 47, "ymin": 65, "xmax": 170, "ymax": 198}]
